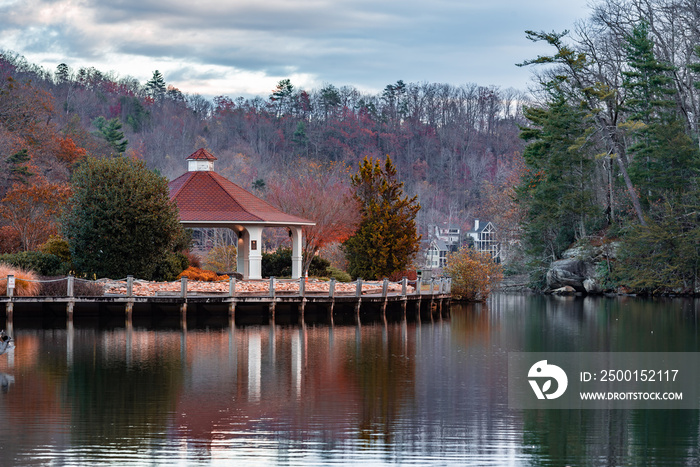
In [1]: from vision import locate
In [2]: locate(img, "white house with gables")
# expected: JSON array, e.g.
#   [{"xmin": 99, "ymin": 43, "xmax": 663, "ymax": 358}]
[
  {"xmin": 466, "ymin": 219, "xmax": 500, "ymax": 261},
  {"xmin": 425, "ymin": 238, "xmax": 449, "ymax": 269}
]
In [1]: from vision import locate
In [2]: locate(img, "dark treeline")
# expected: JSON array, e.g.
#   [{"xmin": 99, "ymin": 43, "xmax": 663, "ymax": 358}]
[{"xmin": 0, "ymin": 52, "xmax": 527, "ymax": 232}]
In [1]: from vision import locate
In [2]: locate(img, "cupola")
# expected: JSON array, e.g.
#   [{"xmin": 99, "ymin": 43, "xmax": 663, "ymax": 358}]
[{"xmin": 186, "ymin": 148, "xmax": 217, "ymax": 172}]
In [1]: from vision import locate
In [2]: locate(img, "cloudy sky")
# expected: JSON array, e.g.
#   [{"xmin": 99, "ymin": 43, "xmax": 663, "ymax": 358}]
[{"xmin": 0, "ymin": 0, "xmax": 591, "ymax": 98}]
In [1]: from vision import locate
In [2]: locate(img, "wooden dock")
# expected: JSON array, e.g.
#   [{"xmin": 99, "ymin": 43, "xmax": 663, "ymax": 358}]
[{"xmin": 1, "ymin": 276, "xmax": 451, "ymax": 326}]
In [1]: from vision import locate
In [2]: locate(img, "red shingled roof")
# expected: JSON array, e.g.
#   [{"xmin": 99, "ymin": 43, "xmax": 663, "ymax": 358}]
[
  {"xmin": 169, "ymin": 170, "xmax": 314, "ymax": 225},
  {"xmin": 187, "ymin": 148, "xmax": 217, "ymax": 161}
]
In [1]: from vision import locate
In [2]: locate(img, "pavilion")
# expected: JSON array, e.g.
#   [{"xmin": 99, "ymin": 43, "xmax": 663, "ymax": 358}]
[{"xmin": 169, "ymin": 149, "xmax": 315, "ymax": 279}]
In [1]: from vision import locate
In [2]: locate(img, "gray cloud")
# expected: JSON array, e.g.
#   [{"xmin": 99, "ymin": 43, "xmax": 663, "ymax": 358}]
[{"xmin": 0, "ymin": 0, "xmax": 591, "ymax": 96}]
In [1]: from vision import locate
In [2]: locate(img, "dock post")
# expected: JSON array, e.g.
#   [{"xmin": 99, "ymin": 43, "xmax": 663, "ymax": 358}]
[
  {"xmin": 269, "ymin": 277, "xmax": 276, "ymax": 324},
  {"xmin": 354, "ymin": 279, "xmax": 362, "ymax": 321},
  {"xmin": 328, "ymin": 279, "xmax": 335, "ymax": 324},
  {"xmin": 298, "ymin": 277, "xmax": 306, "ymax": 324},
  {"xmin": 228, "ymin": 300, "xmax": 236, "ymax": 321},
  {"xmin": 415, "ymin": 277, "xmax": 422, "ymax": 320},
  {"xmin": 125, "ymin": 275, "xmax": 134, "ymax": 322},
  {"xmin": 381, "ymin": 278, "xmax": 388, "ymax": 318},
  {"xmin": 5, "ymin": 275, "xmax": 14, "ymax": 321},
  {"xmin": 269, "ymin": 302, "xmax": 276, "ymax": 324},
  {"xmin": 228, "ymin": 277, "xmax": 236, "ymax": 320},
  {"xmin": 125, "ymin": 300, "xmax": 133, "ymax": 324},
  {"xmin": 66, "ymin": 275, "xmax": 75, "ymax": 320},
  {"xmin": 180, "ymin": 276, "xmax": 188, "ymax": 323},
  {"xmin": 228, "ymin": 277, "xmax": 237, "ymax": 319},
  {"xmin": 180, "ymin": 277, "xmax": 188, "ymax": 298}
]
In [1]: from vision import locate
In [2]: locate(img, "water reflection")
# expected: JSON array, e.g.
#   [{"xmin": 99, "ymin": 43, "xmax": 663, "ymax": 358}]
[
  {"xmin": 0, "ymin": 372, "xmax": 13, "ymax": 393},
  {"xmin": 0, "ymin": 295, "xmax": 698, "ymax": 465}
]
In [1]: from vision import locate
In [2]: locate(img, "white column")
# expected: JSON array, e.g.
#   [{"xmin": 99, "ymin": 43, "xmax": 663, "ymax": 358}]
[
  {"xmin": 290, "ymin": 226, "xmax": 303, "ymax": 279},
  {"xmin": 236, "ymin": 230, "xmax": 248, "ymax": 277},
  {"xmin": 247, "ymin": 225, "xmax": 263, "ymax": 280},
  {"xmin": 239, "ymin": 228, "xmax": 249, "ymax": 278}
]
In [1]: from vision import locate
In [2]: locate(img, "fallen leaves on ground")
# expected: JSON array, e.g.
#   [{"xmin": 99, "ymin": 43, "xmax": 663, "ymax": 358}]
[{"xmin": 99, "ymin": 279, "xmax": 413, "ymax": 297}]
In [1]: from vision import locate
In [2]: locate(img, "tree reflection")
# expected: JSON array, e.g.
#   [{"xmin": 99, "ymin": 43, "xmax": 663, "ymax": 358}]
[
  {"xmin": 343, "ymin": 324, "xmax": 416, "ymax": 445},
  {"xmin": 65, "ymin": 331, "xmax": 184, "ymax": 446}
]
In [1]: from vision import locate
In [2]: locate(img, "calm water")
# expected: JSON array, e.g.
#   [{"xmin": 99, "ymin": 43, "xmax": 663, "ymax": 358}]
[{"xmin": 1, "ymin": 294, "xmax": 700, "ymax": 466}]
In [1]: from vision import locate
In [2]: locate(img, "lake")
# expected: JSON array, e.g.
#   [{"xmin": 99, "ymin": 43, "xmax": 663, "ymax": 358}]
[{"xmin": 1, "ymin": 294, "xmax": 699, "ymax": 466}]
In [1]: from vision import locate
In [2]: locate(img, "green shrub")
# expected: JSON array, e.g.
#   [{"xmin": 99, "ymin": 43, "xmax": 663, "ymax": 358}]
[
  {"xmin": 63, "ymin": 156, "xmax": 186, "ymax": 280},
  {"xmin": 308, "ymin": 256, "xmax": 330, "ymax": 277},
  {"xmin": 262, "ymin": 248, "xmax": 293, "ymax": 277},
  {"xmin": 262, "ymin": 248, "xmax": 331, "ymax": 278},
  {"xmin": 39, "ymin": 236, "xmax": 71, "ymax": 263},
  {"xmin": 0, "ymin": 251, "xmax": 67, "ymax": 276},
  {"xmin": 327, "ymin": 266, "xmax": 352, "ymax": 282},
  {"xmin": 153, "ymin": 252, "xmax": 190, "ymax": 281}
]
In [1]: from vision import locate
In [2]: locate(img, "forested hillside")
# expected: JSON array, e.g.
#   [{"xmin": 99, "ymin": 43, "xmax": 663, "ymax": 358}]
[
  {"xmin": 4, "ymin": 0, "xmax": 699, "ymax": 292},
  {"xmin": 0, "ymin": 52, "xmax": 527, "ymax": 240}
]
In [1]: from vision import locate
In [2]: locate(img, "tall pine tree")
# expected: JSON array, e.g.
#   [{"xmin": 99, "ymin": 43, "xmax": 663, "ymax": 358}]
[
  {"xmin": 145, "ymin": 70, "xmax": 166, "ymax": 100},
  {"xmin": 614, "ymin": 22, "xmax": 700, "ymax": 293},
  {"xmin": 343, "ymin": 155, "xmax": 421, "ymax": 280},
  {"xmin": 516, "ymin": 82, "xmax": 601, "ymax": 285},
  {"xmin": 93, "ymin": 116, "xmax": 128, "ymax": 154},
  {"xmin": 622, "ymin": 21, "xmax": 699, "ymax": 204}
]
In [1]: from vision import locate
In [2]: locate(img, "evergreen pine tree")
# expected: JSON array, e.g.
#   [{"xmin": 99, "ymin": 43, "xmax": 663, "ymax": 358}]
[
  {"xmin": 343, "ymin": 155, "xmax": 421, "ymax": 279},
  {"xmin": 145, "ymin": 70, "xmax": 167, "ymax": 100},
  {"xmin": 622, "ymin": 21, "xmax": 699, "ymax": 204},
  {"xmin": 614, "ymin": 22, "xmax": 700, "ymax": 292},
  {"xmin": 93, "ymin": 116, "xmax": 128, "ymax": 154},
  {"xmin": 6, "ymin": 149, "xmax": 34, "ymax": 185},
  {"xmin": 516, "ymin": 82, "xmax": 601, "ymax": 285}
]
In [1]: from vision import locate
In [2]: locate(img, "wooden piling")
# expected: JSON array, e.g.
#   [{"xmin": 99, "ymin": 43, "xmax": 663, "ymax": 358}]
[
  {"xmin": 5, "ymin": 275, "xmax": 14, "ymax": 320},
  {"xmin": 381, "ymin": 279, "xmax": 388, "ymax": 318},
  {"xmin": 66, "ymin": 275, "xmax": 75, "ymax": 321},
  {"xmin": 299, "ymin": 299, "xmax": 306, "ymax": 325},
  {"xmin": 269, "ymin": 302, "xmax": 276, "ymax": 324}
]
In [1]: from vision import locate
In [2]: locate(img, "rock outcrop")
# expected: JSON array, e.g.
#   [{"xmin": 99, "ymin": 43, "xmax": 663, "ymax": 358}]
[
  {"xmin": 544, "ymin": 240, "xmax": 619, "ymax": 295},
  {"xmin": 546, "ymin": 258, "xmax": 590, "ymax": 292}
]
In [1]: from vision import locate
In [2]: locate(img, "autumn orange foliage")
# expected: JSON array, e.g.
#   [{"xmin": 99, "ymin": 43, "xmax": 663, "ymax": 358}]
[
  {"xmin": 0, "ymin": 263, "xmax": 40, "ymax": 296},
  {"xmin": 177, "ymin": 267, "xmax": 228, "ymax": 282},
  {"xmin": 266, "ymin": 160, "xmax": 359, "ymax": 274},
  {"xmin": 55, "ymin": 136, "xmax": 87, "ymax": 165},
  {"xmin": 0, "ymin": 181, "xmax": 71, "ymax": 250},
  {"xmin": 388, "ymin": 270, "xmax": 418, "ymax": 282},
  {"xmin": 0, "ymin": 226, "xmax": 21, "ymax": 253},
  {"xmin": 444, "ymin": 248, "xmax": 503, "ymax": 301}
]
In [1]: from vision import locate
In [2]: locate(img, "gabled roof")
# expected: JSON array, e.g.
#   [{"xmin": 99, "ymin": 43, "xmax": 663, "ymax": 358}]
[
  {"xmin": 169, "ymin": 168, "xmax": 314, "ymax": 226},
  {"xmin": 469, "ymin": 221, "xmax": 495, "ymax": 234},
  {"xmin": 428, "ymin": 238, "xmax": 449, "ymax": 251},
  {"xmin": 187, "ymin": 148, "xmax": 217, "ymax": 161}
]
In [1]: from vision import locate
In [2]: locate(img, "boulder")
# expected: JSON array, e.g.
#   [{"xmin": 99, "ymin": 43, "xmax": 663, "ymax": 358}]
[
  {"xmin": 546, "ymin": 258, "xmax": 588, "ymax": 292},
  {"xmin": 552, "ymin": 285, "xmax": 577, "ymax": 295},
  {"xmin": 583, "ymin": 278, "xmax": 601, "ymax": 294}
]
